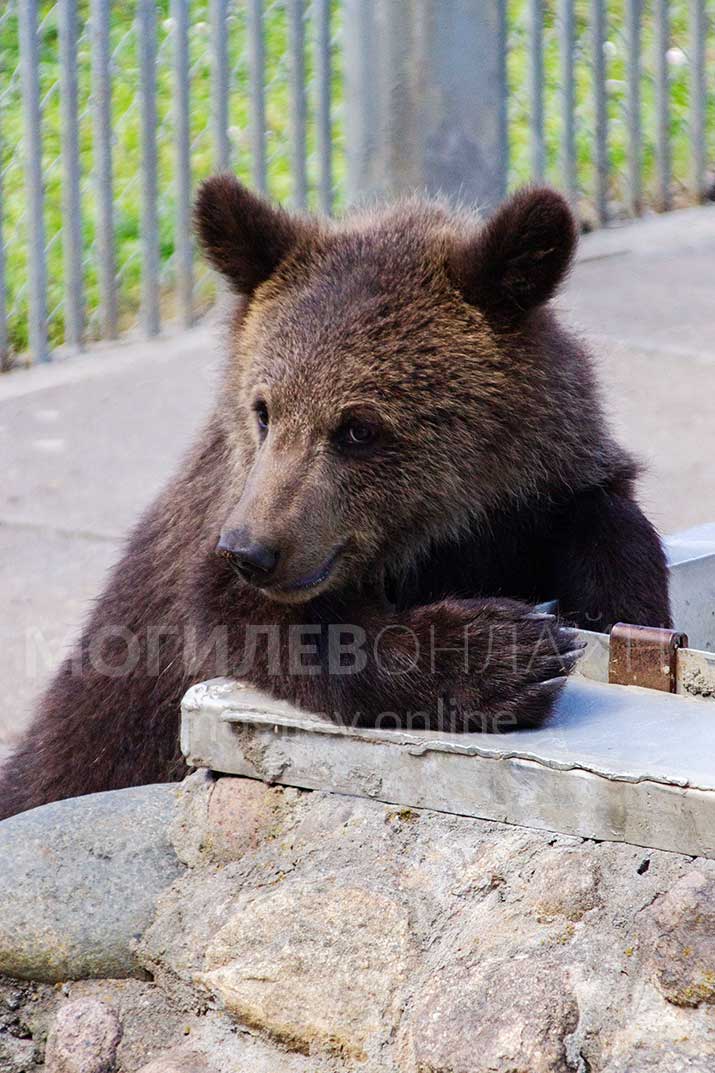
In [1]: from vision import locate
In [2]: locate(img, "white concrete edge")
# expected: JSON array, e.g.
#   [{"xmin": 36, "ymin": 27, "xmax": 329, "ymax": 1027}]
[
  {"xmin": 180, "ymin": 677, "xmax": 714, "ymax": 794},
  {"xmin": 575, "ymin": 202, "xmax": 715, "ymax": 262},
  {"xmin": 0, "ymin": 321, "xmax": 218, "ymax": 401},
  {"xmin": 180, "ymin": 699, "xmax": 715, "ymax": 859}
]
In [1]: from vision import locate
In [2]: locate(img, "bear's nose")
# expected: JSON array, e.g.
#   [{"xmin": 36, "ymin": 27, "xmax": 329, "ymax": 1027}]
[{"xmin": 217, "ymin": 529, "xmax": 280, "ymax": 583}]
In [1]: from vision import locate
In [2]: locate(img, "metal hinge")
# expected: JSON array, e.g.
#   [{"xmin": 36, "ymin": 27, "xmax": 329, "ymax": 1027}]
[{"xmin": 608, "ymin": 623, "xmax": 689, "ymax": 693}]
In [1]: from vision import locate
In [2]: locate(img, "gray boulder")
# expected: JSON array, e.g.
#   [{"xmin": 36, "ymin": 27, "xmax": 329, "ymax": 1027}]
[{"xmin": 0, "ymin": 784, "xmax": 183, "ymax": 982}]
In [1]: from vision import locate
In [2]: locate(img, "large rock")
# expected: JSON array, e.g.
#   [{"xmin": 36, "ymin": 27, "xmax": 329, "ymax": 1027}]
[
  {"xmin": 0, "ymin": 784, "xmax": 183, "ymax": 981},
  {"xmin": 599, "ymin": 982, "xmax": 715, "ymax": 1072},
  {"xmin": 133, "ymin": 778, "xmax": 715, "ymax": 1071},
  {"xmin": 405, "ymin": 955, "xmax": 579, "ymax": 1073},
  {"xmin": 44, "ymin": 998, "xmax": 122, "ymax": 1073},
  {"xmin": 197, "ymin": 881, "xmax": 410, "ymax": 1060},
  {"xmin": 644, "ymin": 869, "xmax": 715, "ymax": 1007},
  {"xmin": 170, "ymin": 770, "xmax": 290, "ymax": 868},
  {"xmin": 6, "ymin": 774, "xmax": 715, "ymax": 1071}
]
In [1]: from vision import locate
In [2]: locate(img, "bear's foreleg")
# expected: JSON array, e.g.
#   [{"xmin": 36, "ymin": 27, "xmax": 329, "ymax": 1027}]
[
  {"xmin": 233, "ymin": 594, "xmax": 580, "ymax": 734},
  {"xmin": 552, "ymin": 484, "xmax": 672, "ymax": 633},
  {"xmin": 0, "ymin": 643, "xmax": 190, "ymax": 821}
]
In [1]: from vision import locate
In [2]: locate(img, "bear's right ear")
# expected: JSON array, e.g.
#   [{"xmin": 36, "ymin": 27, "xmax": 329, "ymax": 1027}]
[
  {"xmin": 449, "ymin": 186, "xmax": 577, "ymax": 321},
  {"xmin": 194, "ymin": 174, "xmax": 307, "ymax": 296}
]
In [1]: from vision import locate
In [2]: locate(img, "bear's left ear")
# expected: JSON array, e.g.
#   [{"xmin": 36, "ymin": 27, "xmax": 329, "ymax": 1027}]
[
  {"xmin": 194, "ymin": 173, "xmax": 312, "ymax": 296},
  {"xmin": 449, "ymin": 187, "xmax": 577, "ymax": 321}
]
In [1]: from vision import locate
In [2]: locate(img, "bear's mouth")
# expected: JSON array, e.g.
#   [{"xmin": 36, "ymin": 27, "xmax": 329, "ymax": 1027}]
[{"xmin": 270, "ymin": 545, "xmax": 344, "ymax": 597}]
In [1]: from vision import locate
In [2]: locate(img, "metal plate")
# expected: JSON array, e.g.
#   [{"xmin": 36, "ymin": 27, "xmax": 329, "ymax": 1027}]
[{"xmin": 608, "ymin": 623, "xmax": 688, "ymax": 693}]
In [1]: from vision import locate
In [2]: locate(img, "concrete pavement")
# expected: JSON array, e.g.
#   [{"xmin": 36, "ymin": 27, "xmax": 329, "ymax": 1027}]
[
  {"xmin": 557, "ymin": 204, "xmax": 715, "ymax": 535},
  {"xmin": 1, "ymin": 206, "xmax": 714, "ymax": 748},
  {"xmin": 0, "ymin": 325, "xmax": 219, "ymax": 749}
]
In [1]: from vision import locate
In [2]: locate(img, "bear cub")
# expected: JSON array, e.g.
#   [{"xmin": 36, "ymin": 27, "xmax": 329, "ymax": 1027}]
[{"xmin": 0, "ymin": 179, "xmax": 670, "ymax": 819}]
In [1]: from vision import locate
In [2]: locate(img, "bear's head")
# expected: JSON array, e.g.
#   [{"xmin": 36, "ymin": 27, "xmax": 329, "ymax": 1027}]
[{"xmin": 195, "ymin": 176, "xmax": 588, "ymax": 605}]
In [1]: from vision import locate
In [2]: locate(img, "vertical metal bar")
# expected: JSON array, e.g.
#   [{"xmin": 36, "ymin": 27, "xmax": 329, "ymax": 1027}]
[
  {"xmin": 19, "ymin": 0, "xmax": 49, "ymax": 362},
  {"xmin": 138, "ymin": 0, "xmax": 160, "ymax": 337},
  {"xmin": 210, "ymin": 0, "xmax": 231, "ymax": 172},
  {"xmin": 90, "ymin": 0, "xmax": 117, "ymax": 339},
  {"xmin": 690, "ymin": 0, "xmax": 706, "ymax": 201},
  {"xmin": 314, "ymin": 0, "xmax": 332, "ymax": 214},
  {"xmin": 626, "ymin": 0, "xmax": 642, "ymax": 216},
  {"xmin": 288, "ymin": 0, "xmax": 308, "ymax": 208},
  {"xmin": 654, "ymin": 0, "xmax": 671, "ymax": 211},
  {"xmin": 59, "ymin": 0, "xmax": 84, "ymax": 351},
  {"xmin": 528, "ymin": 0, "xmax": 545, "ymax": 181},
  {"xmin": 0, "ymin": 136, "xmax": 7, "ymax": 371},
  {"xmin": 592, "ymin": 0, "xmax": 609, "ymax": 225},
  {"xmin": 380, "ymin": 2, "xmax": 416, "ymax": 200},
  {"xmin": 559, "ymin": 0, "xmax": 577, "ymax": 204},
  {"xmin": 343, "ymin": 0, "xmax": 378, "ymax": 204},
  {"xmin": 497, "ymin": 0, "xmax": 509, "ymax": 201},
  {"xmin": 248, "ymin": 0, "xmax": 267, "ymax": 193},
  {"xmin": 173, "ymin": 0, "xmax": 193, "ymax": 328}
]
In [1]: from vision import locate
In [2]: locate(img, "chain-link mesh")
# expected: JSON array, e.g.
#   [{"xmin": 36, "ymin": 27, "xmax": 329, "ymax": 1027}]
[
  {"xmin": 507, "ymin": 0, "xmax": 708, "ymax": 225},
  {"xmin": 0, "ymin": 1, "xmax": 711, "ymax": 368},
  {"xmin": 1, "ymin": 1, "xmax": 27, "ymax": 363},
  {"xmin": 0, "ymin": 0, "xmax": 345, "ymax": 367}
]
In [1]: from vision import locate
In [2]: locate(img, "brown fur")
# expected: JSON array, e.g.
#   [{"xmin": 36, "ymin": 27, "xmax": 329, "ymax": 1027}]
[{"xmin": 0, "ymin": 179, "xmax": 670, "ymax": 819}]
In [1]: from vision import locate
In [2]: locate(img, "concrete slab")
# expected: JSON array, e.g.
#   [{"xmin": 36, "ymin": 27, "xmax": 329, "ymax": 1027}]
[
  {"xmin": 0, "ymin": 325, "xmax": 218, "ymax": 539},
  {"xmin": 567, "ymin": 203, "xmax": 715, "ymax": 357},
  {"xmin": 568, "ymin": 336, "xmax": 715, "ymax": 534},
  {"xmin": 0, "ymin": 525, "xmax": 119, "ymax": 746},
  {"xmin": 560, "ymin": 207, "xmax": 715, "ymax": 534},
  {"xmin": 576, "ymin": 203, "xmax": 715, "ymax": 260},
  {"xmin": 667, "ymin": 524, "xmax": 715, "ymax": 651},
  {"xmin": 0, "ymin": 325, "xmax": 219, "ymax": 745},
  {"xmin": 181, "ymin": 675, "xmax": 715, "ymax": 859}
]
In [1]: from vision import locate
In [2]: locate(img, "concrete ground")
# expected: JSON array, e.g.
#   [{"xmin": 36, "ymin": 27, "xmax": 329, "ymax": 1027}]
[{"xmin": 1, "ymin": 205, "xmax": 714, "ymax": 750}]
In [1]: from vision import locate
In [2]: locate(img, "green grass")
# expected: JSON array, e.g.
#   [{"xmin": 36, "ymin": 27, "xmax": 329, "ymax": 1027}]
[
  {"xmin": 0, "ymin": 0, "xmax": 710, "ymax": 366},
  {"xmin": 0, "ymin": 0, "xmax": 346, "ymax": 363},
  {"xmin": 507, "ymin": 0, "xmax": 710, "ymax": 220}
]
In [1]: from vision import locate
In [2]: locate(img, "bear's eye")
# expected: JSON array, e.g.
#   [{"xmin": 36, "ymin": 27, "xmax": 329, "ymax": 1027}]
[
  {"xmin": 254, "ymin": 401, "xmax": 269, "ymax": 433},
  {"xmin": 346, "ymin": 421, "xmax": 373, "ymax": 445},
  {"xmin": 335, "ymin": 418, "xmax": 379, "ymax": 452}
]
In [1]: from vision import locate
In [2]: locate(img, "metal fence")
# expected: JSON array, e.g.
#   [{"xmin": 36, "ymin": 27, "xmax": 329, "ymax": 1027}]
[
  {"xmin": 506, "ymin": 0, "xmax": 711, "ymax": 222},
  {"xmin": 0, "ymin": 1, "xmax": 712, "ymax": 369}
]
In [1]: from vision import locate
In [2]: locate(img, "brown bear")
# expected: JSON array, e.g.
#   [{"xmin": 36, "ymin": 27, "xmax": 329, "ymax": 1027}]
[{"xmin": 0, "ymin": 179, "xmax": 670, "ymax": 820}]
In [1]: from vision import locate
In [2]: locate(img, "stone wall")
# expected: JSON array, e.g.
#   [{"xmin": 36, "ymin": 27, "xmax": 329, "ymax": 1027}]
[{"xmin": 2, "ymin": 772, "xmax": 715, "ymax": 1072}]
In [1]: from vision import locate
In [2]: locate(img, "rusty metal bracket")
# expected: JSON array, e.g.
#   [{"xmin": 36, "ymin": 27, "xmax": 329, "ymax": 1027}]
[{"xmin": 608, "ymin": 623, "xmax": 689, "ymax": 693}]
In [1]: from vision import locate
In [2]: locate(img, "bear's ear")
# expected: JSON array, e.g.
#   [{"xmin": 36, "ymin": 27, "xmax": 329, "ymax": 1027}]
[
  {"xmin": 194, "ymin": 174, "xmax": 308, "ymax": 295},
  {"xmin": 450, "ymin": 187, "xmax": 577, "ymax": 321}
]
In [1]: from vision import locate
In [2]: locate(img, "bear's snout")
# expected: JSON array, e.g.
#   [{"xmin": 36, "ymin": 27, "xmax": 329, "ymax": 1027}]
[{"xmin": 217, "ymin": 528, "xmax": 280, "ymax": 584}]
